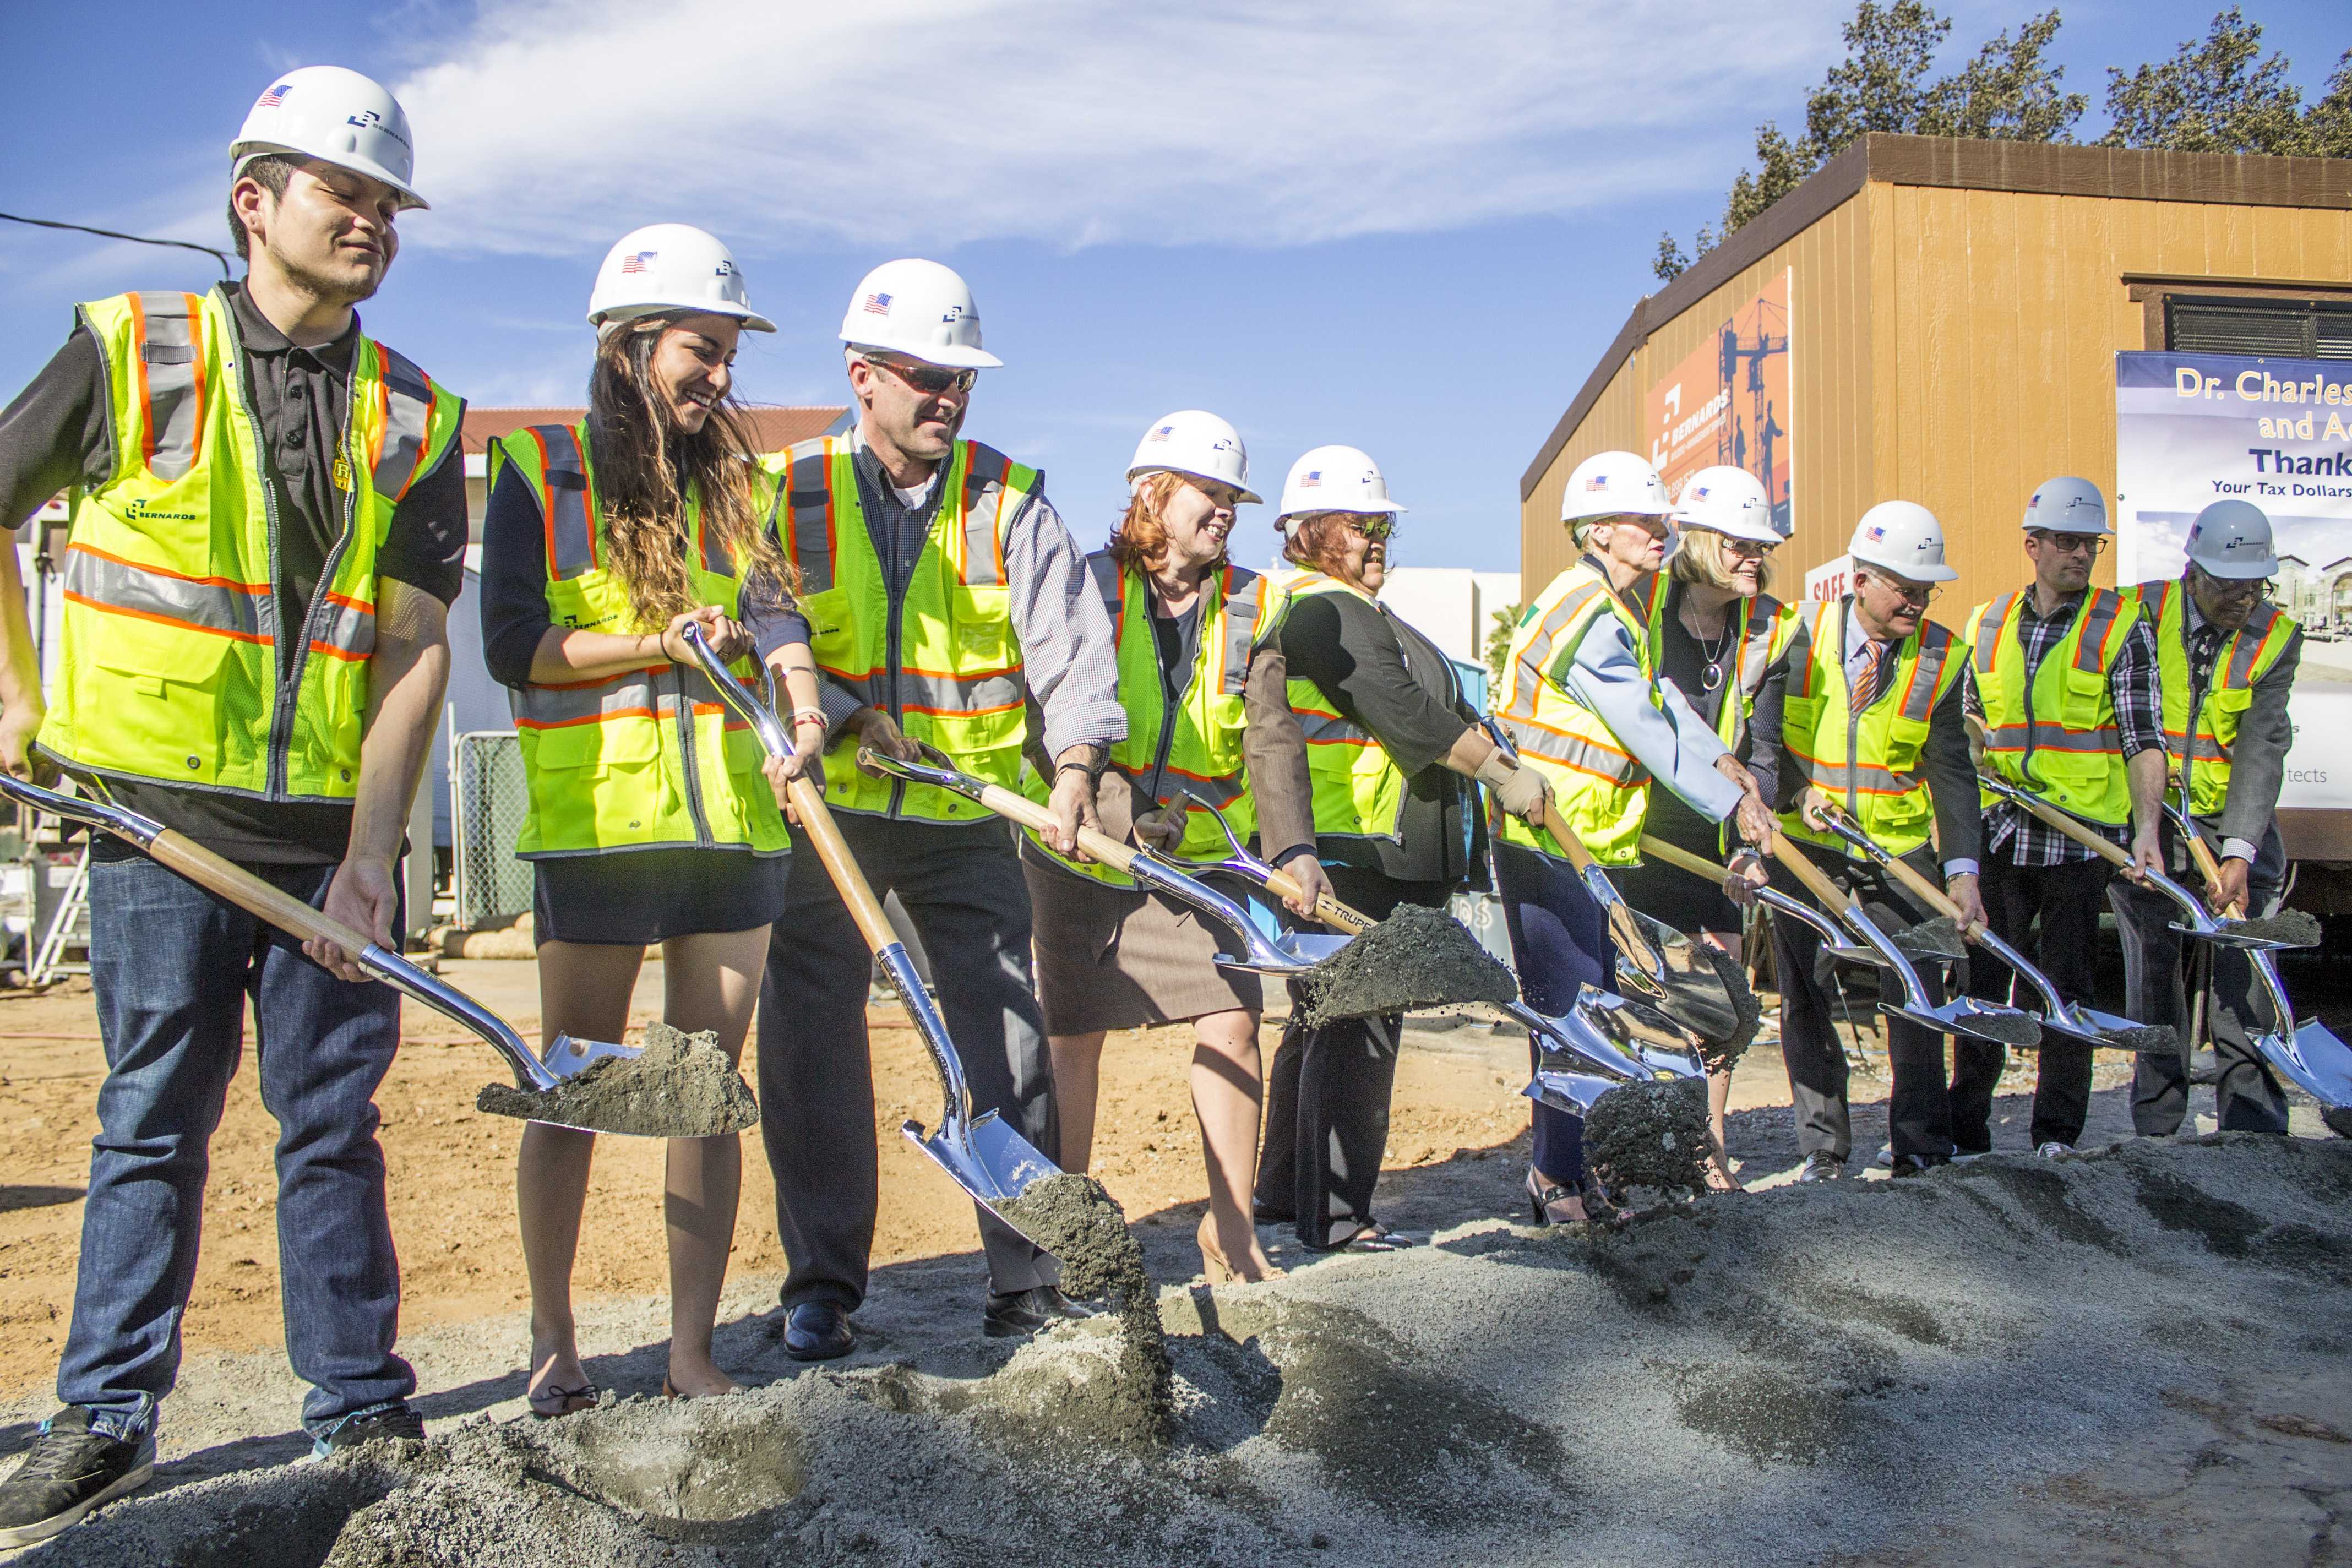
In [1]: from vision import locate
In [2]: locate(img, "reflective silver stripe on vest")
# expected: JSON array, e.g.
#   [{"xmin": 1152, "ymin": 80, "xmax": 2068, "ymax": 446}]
[
  {"xmin": 1791, "ymin": 751, "xmax": 1916, "ymax": 793},
  {"xmin": 371, "ymin": 347, "xmax": 435, "ymax": 501},
  {"xmin": 1496, "ymin": 714, "xmax": 1639, "ymax": 782},
  {"xmin": 1136, "ymin": 765, "xmax": 1244, "ymax": 809},
  {"xmin": 1088, "ymin": 553, "xmax": 1123, "ymax": 622},
  {"xmin": 1894, "ymin": 627, "xmax": 1952, "ymax": 722},
  {"xmin": 900, "ymin": 668, "xmax": 1023, "ymax": 714},
  {"xmin": 135, "ymin": 292, "xmax": 204, "ymax": 482},
  {"xmin": 1297, "ymin": 709, "xmax": 1376, "ymax": 747},
  {"xmin": 1970, "ymin": 594, "xmax": 2015, "ymax": 676},
  {"xmin": 778, "ymin": 439, "xmax": 837, "ymax": 596},
  {"xmin": 1736, "ymin": 600, "xmax": 1777, "ymax": 699},
  {"xmin": 2073, "ymin": 590, "xmax": 2124, "ymax": 673},
  {"xmin": 311, "ymin": 593, "xmax": 375, "ymax": 661},
  {"xmin": 513, "ymin": 667, "xmax": 662, "ymax": 729},
  {"xmin": 699, "ymin": 510, "xmax": 732, "ymax": 576},
  {"xmin": 62, "ymin": 543, "xmax": 266, "ymax": 643},
  {"xmin": 1219, "ymin": 572, "xmax": 1259, "ymax": 694},
  {"xmin": 2225, "ymin": 609, "xmax": 2282, "ymax": 688},
  {"xmin": 1501, "ymin": 581, "xmax": 1605, "ymax": 718},
  {"xmin": 961, "ymin": 443, "xmax": 1012, "ymax": 589},
  {"xmin": 536, "ymin": 427, "xmax": 596, "ymax": 579}
]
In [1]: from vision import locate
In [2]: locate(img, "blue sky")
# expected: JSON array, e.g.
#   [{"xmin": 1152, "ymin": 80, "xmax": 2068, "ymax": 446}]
[{"xmin": 6, "ymin": 1, "xmax": 2345, "ymax": 575}]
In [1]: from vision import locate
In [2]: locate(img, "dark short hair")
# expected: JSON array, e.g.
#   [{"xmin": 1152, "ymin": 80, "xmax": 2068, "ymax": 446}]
[{"xmin": 226, "ymin": 154, "xmax": 299, "ymax": 262}]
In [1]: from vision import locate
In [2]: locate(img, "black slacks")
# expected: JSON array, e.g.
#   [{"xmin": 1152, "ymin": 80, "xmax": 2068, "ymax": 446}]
[
  {"xmin": 1951, "ymin": 853, "xmax": 2106, "ymax": 1151},
  {"xmin": 2109, "ymin": 819, "xmax": 2291, "ymax": 1135},
  {"xmin": 1767, "ymin": 845, "xmax": 1956, "ymax": 1163},
  {"xmin": 1256, "ymin": 864, "xmax": 1450, "ymax": 1248},
  {"xmin": 757, "ymin": 814, "xmax": 1058, "ymax": 1313}
]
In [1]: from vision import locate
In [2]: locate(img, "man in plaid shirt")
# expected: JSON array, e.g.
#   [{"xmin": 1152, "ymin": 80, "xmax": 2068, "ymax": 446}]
[{"xmin": 1952, "ymin": 478, "xmax": 2167, "ymax": 1157}]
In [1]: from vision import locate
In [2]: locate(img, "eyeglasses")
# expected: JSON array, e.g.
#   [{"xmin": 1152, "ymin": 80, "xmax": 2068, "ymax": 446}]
[
  {"xmin": 1722, "ymin": 538, "xmax": 1775, "ymax": 560},
  {"xmin": 1862, "ymin": 573, "xmax": 1940, "ymax": 606},
  {"xmin": 2031, "ymin": 531, "xmax": 2107, "ymax": 557},
  {"xmin": 862, "ymin": 356, "xmax": 977, "ymax": 396}
]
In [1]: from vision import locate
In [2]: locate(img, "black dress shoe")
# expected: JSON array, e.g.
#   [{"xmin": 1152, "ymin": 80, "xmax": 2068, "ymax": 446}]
[
  {"xmin": 984, "ymin": 1286, "xmax": 1096, "ymax": 1340},
  {"xmin": 1251, "ymin": 1200, "xmax": 1293, "ymax": 1225},
  {"xmin": 1795, "ymin": 1151, "xmax": 1848, "ymax": 1183},
  {"xmin": 1889, "ymin": 1152, "xmax": 1951, "ymax": 1178},
  {"xmin": 782, "ymin": 1302, "xmax": 855, "ymax": 1361}
]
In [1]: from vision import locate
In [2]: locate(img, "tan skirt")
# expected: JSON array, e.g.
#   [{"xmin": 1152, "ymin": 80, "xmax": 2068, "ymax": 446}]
[{"xmin": 1022, "ymin": 856, "xmax": 1265, "ymax": 1035}]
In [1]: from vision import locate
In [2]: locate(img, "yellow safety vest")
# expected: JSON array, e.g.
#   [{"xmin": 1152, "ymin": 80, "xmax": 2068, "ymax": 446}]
[
  {"xmin": 42, "ymin": 286, "xmax": 461, "ymax": 801},
  {"xmin": 1962, "ymin": 587, "xmax": 2138, "ymax": 826},
  {"xmin": 769, "ymin": 435, "xmax": 1037, "ymax": 823},
  {"xmin": 1781, "ymin": 599, "xmax": 1963, "ymax": 858},
  {"xmin": 1262, "ymin": 573, "xmax": 1408, "ymax": 842},
  {"xmin": 489, "ymin": 422, "xmax": 786, "ymax": 859},
  {"xmin": 1022, "ymin": 554, "xmax": 1265, "ymax": 888},
  {"xmin": 1495, "ymin": 559, "xmax": 1657, "ymax": 865},
  {"xmin": 2127, "ymin": 578, "xmax": 2297, "ymax": 819}
]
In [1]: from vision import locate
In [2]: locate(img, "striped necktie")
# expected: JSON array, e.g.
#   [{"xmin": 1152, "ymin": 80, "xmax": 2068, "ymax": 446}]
[{"xmin": 1850, "ymin": 637, "xmax": 1892, "ymax": 711}]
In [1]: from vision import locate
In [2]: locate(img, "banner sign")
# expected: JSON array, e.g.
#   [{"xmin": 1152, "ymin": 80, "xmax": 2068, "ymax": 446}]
[
  {"xmin": 1648, "ymin": 268, "xmax": 1793, "ymax": 537},
  {"xmin": 1803, "ymin": 553, "xmax": 1852, "ymax": 603},
  {"xmin": 2115, "ymin": 349, "xmax": 2352, "ymax": 817}
]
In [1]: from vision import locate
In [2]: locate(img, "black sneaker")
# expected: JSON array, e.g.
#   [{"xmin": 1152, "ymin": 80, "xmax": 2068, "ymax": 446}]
[
  {"xmin": 0, "ymin": 1407, "xmax": 155, "ymax": 1548},
  {"xmin": 309, "ymin": 1404, "xmax": 425, "ymax": 1460},
  {"xmin": 983, "ymin": 1286, "xmax": 1096, "ymax": 1340}
]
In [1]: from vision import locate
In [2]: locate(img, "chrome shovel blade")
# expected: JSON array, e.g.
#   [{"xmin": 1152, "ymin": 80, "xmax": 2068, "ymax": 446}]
[
  {"xmin": 901, "ymin": 1110, "xmax": 1061, "ymax": 1233},
  {"xmin": 1522, "ymin": 1069, "xmax": 1620, "ymax": 1115},
  {"xmin": 1886, "ymin": 997, "xmax": 2044, "ymax": 1049},
  {"xmin": 540, "ymin": 1032, "xmax": 643, "ymax": 1080},
  {"xmin": 1215, "ymin": 930, "xmax": 1355, "ymax": 973},
  {"xmin": 2167, "ymin": 920, "xmax": 2302, "ymax": 952},
  {"xmin": 2247, "ymin": 1020, "xmax": 2352, "ymax": 1112}
]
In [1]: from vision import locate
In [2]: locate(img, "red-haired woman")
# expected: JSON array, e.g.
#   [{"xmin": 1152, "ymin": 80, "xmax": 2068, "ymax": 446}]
[{"xmin": 479, "ymin": 226, "xmax": 824, "ymax": 1412}]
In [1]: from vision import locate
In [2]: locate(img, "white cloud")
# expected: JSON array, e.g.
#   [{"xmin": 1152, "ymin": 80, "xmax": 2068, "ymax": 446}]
[{"xmin": 390, "ymin": 0, "xmax": 1842, "ymax": 256}]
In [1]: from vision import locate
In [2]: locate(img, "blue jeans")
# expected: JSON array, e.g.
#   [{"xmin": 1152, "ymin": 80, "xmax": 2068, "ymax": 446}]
[
  {"xmin": 57, "ymin": 847, "xmax": 412, "ymax": 1438},
  {"xmin": 1492, "ymin": 841, "xmax": 1609, "ymax": 1186}
]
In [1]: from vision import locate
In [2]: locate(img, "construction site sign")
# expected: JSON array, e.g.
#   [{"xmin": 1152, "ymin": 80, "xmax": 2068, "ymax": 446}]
[{"xmin": 1647, "ymin": 268, "xmax": 1793, "ymax": 537}]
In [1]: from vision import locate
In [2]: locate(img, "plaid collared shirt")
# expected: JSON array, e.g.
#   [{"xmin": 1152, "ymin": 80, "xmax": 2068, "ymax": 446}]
[{"xmin": 1963, "ymin": 589, "xmax": 2164, "ymax": 867}]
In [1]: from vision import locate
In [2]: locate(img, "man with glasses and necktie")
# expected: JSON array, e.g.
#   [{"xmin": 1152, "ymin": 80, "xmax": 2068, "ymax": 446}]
[
  {"xmin": 2110, "ymin": 499, "xmax": 2303, "ymax": 1137},
  {"xmin": 1772, "ymin": 502, "xmax": 1986, "ymax": 1180},
  {"xmin": 1952, "ymin": 478, "xmax": 2167, "ymax": 1161},
  {"xmin": 754, "ymin": 258, "xmax": 1125, "ymax": 1358}
]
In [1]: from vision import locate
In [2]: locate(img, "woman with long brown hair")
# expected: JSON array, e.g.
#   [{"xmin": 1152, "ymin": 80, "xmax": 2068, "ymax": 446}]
[
  {"xmin": 478, "ymin": 225, "xmax": 823, "ymax": 1411},
  {"xmin": 1022, "ymin": 411, "xmax": 1319, "ymax": 1283}
]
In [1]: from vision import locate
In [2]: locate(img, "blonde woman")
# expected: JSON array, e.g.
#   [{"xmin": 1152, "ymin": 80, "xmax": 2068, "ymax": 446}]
[{"xmin": 478, "ymin": 226, "xmax": 821, "ymax": 1411}]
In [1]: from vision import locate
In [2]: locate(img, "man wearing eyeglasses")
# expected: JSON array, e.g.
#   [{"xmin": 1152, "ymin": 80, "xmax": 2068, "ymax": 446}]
[
  {"xmin": 755, "ymin": 258, "xmax": 1124, "ymax": 1358},
  {"xmin": 1952, "ymin": 479, "xmax": 2166, "ymax": 1159},
  {"xmin": 1774, "ymin": 502, "xmax": 1984, "ymax": 1179},
  {"xmin": 2110, "ymin": 499, "xmax": 2302, "ymax": 1137}
]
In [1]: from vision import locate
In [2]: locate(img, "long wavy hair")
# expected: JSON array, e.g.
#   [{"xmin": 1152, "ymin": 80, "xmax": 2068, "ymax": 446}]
[{"xmin": 588, "ymin": 315, "xmax": 795, "ymax": 630}]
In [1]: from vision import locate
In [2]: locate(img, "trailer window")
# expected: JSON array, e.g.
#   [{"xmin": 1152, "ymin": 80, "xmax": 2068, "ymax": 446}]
[{"xmin": 2166, "ymin": 295, "xmax": 2352, "ymax": 361}]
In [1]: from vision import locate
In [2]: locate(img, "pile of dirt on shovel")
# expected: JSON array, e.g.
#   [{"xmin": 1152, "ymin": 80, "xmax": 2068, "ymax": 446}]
[
  {"xmin": 993, "ymin": 1173, "xmax": 1172, "ymax": 1444},
  {"xmin": 476, "ymin": 1022, "xmax": 759, "ymax": 1138},
  {"xmin": 1583, "ymin": 1077, "xmax": 1712, "ymax": 1197},
  {"xmin": 29, "ymin": 1135, "xmax": 2352, "ymax": 1568},
  {"xmin": 1299, "ymin": 904, "xmax": 1520, "ymax": 1025}
]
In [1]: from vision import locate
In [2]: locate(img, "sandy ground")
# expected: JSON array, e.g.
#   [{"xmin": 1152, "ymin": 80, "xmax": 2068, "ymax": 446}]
[{"xmin": 3, "ymin": 958, "xmax": 2347, "ymax": 1564}]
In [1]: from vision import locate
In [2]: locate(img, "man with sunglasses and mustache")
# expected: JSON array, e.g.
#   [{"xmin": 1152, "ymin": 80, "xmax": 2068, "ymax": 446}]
[
  {"xmin": 2109, "ymin": 500, "xmax": 2302, "ymax": 1137},
  {"xmin": 1952, "ymin": 478, "xmax": 2167, "ymax": 1161},
  {"xmin": 756, "ymin": 259, "xmax": 1123, "ymax": 1358}
]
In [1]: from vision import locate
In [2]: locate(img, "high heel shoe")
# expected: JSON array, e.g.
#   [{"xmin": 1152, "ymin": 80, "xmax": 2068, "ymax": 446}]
[
  {"xmin": 1197, "ymin": 1213, "xmax": 1284, "ymax": 1283},
  {"xmin": 1526, "ymin": 1168, "xmax": 1586, "ymax": 1226}
]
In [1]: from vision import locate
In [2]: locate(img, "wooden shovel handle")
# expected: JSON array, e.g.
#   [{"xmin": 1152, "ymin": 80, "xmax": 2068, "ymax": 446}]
[
  {"xmin": 785, "ymin": 776, "xmax": 903, "ymax": 956},
  {"xmin": 1250, "ymin": 861, "xmax": 1378, "ymax": 935},
  {"xmin": 1766, "ymin": 827, "xmax": 1864, "ymax": 914},
  {"xmin": 2170, "ymin": 804, "xmax": 2245, "ymax": 919},
  {"xmin": 1827, "ymin": 813, "xmax": 1975, "ymax": 931},
  {"xmin": 145, "ymin": 828, "xmax": 377, "ymax": 954},
  {"xmin": 1638, "ymin": 834, "xmax": 1732, "ymax": 883},
  {"xmin": 1998, "ymin": 788, "xmax": 2135, "ymax": 872},
  {"xmin": 1542, "ymin": 802, "xmax": 1651, "ymax": 959}
]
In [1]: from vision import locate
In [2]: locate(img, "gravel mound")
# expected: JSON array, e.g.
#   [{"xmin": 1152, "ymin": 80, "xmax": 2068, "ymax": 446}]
[{"xmin": 29, "ymin": 1135, "xmax": 2352, "ymax": 1567}]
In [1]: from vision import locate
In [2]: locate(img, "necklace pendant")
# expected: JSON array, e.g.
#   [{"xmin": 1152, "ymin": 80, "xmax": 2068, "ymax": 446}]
[{"xmin": 1702, "ymin": 662, "xmax": 1724, "ymax": 692}]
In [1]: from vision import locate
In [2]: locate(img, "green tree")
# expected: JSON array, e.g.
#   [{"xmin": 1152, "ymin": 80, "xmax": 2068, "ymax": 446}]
[
  {"xmin": 1803, "ymin": 0, "xmax": 1953, "ymax": 156},
  {"xmin": 2101, "ymin": 6, "xmax": 2310, "ymax": 154},
  {"xmin": 1485, "ymin": 604, "xmax": 1524, "ymax": 693},
  {"xmin": 1916, "ymin": 10, "xmax": 2088, "ymax": 141},
  {"xmin": 2311, "ymin": 50, "xmax": 2352, "ymax": 158},
  {"xmin": 1653, "ymin": 232, "xmax": 1690, "ymax": 283}
]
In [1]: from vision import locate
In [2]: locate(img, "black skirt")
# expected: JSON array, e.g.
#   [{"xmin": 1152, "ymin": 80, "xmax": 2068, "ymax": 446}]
[
  {"xmin": 532, "ymin": 847, "xmax": 788, "ymax": 947},
  {"xmin": 1614, "ymin": 790, "xmax": 1741, "ymax": 938}
]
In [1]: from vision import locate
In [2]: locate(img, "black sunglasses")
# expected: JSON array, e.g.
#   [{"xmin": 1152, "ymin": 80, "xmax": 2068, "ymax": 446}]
[{"xmin": 864, "ymin": 357, "xmax": 977, "ymax": 396}]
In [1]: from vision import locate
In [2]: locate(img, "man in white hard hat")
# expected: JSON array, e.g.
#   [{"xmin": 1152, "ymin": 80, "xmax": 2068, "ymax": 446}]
[
  {"xmin": 1951, "ymin": 478, "xmax": 2166, "ymax": 1159},
  {"xmin": 2110, "ymin": 499, "xmax": 2302, "ymax": 1135},
  {"xmin": 1491, "ymin": 450, "xmax": 1773, "ymax": 1220},
  {"xmin": 758, "ymin": 259, "xmax": 1124, "ymax": 1355},
  {"xmin": 1772, "ymin": 502, "xmax": 1985, "ymax": 1179},
  {"xmin": 0, "ymin": 67, "xmax": 464, "ymax": 1542}
]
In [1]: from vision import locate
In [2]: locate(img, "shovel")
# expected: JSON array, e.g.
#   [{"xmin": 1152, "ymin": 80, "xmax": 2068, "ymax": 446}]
[
  {"xmin": 1769, "ymin": 824, "xmax": 2043, "ymax": 1048},
  {"xmin": 1476, "ymin": 722, "xmax": 1755, "ymax": 1047},
  {"xmin": 2154, "ymin": 798, "xmax": 2352, "ymax": 1114},
  {"xmin": 0, "ymin": 771, "xmax": 646, "ymax": 1133},
  {"xmin": 1809, "ymin": 805, "xmax": 2173, "ymax": 1054},
  {"xmin": 677, "ymin": 627, "xmax": 1062, "ymax": 1226}
]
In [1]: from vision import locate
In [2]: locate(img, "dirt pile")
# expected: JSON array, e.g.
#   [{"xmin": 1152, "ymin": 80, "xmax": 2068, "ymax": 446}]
[
  {"xmin": 476, "ymin": 1022, "xmax": 759, "ymax": 1139},
  {"xmin": 1583, "ymin": 1077, "xmax": 1711, "ymax": 1196},
  {"xmin": 28, "ymin": 1135, "xmax": 2352, "ymax": 1567},
  {"xmin": 1299, "ymin": 905, "xmax": 1518, "ymax": 1025},
  {"xmin": 994, "ymin": 1173, "xmax": 1170, "ymax": 1443},
  {"xmin": 2224, "ymin": 907, "xmax": 2321, "ymax": 947}
]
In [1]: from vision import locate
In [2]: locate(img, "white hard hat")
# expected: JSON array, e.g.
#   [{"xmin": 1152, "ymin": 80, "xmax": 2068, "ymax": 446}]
[
  {"xmin": 587, "ymin": 224, "xmax": 774, "ymax": 334},
  {"xmin": 1849, "ymin": 500, "xmax": 1958, "ymax": 584},
  {"xmin": 1128, "ymin": 411, "xmax": 1260, "ymax": 504},
  {"xmin": 2021, "ymin": 476, "xmax": 2109, "ymax": 536},
  {"xmin": 1275, "ymin": 445, "xmax": 1404, "ymax": 531},
  {"xmin": 840, "ymin": 258, "xmax": 1000, "ymax": 369},
  {"xmin": 2185, "ymin": 499, "xmax": 2279, "ymax": 580},
  {"xmin": 1562, "ymin": 450, "xmax": 1673, "ymax": 524},
  {"xmin": 1671, "ymin": 465, "xmax": 1779, "ymax": 544},
  {"xmin": 230, "ymin": 66, "xmax": 426, "ymax": 211}
]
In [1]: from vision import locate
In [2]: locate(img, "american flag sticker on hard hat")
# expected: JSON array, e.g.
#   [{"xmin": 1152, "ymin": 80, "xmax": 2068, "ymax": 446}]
[
  {"xmin": 1587, "ymin": 474, "xmax": 1609, "ymax": 491},
  {"xmin": 1300, "ymin": 471, "xmax": 1321, "ymax": 487},
  {"xmin": 620, "ymin": 251, "xmax": 656, "ymax": 275},
  {"xmin": 862, "ymin": 292, "xmax": 894, "ymax": 315},
  {"xmin": 1147, "ymin": 425, "xmax": 1174, "ymax": 442},
  {"xmin": 257, "ymin": 83, "xmax": 292, "ymax": 108},
  {"xmin": 1865, "ymin": 525, "xmax": 1886, "ymax": 541}
]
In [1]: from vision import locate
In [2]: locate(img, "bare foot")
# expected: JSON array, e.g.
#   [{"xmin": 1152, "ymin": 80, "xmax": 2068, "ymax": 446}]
[
  {"xmin": 1204, "ymin": 1214, "xmax": 1283, "ymax": 1282},
  {"xmin": 527, "ymin": 1343, "xmax": 597, "ymax": 1416},
  {"xmin": 663, "ymin": 1355, "xmax": 741, "ymax": 1400}
]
